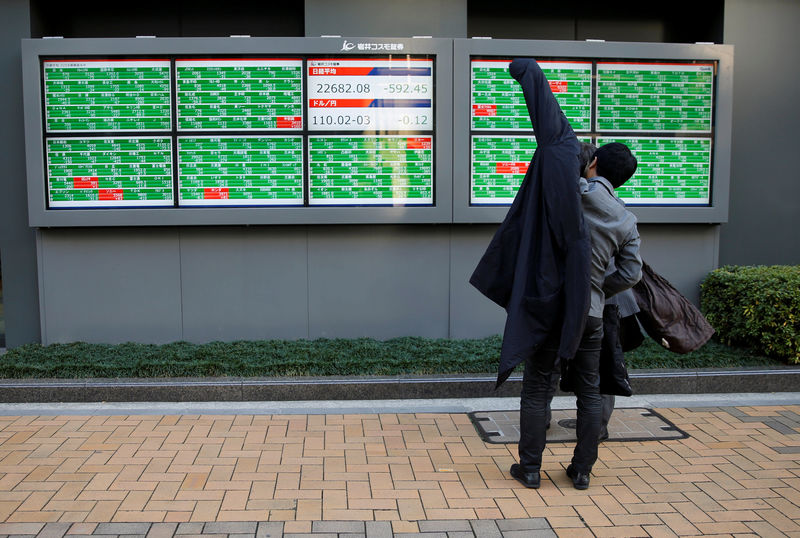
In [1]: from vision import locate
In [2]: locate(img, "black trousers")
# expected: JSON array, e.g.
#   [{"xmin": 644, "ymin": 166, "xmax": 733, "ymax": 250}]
[
  {"xmin": 518, "ymin": 316, "xmax": 603, "ymax": 475},
  {"xmin": 544, "ymin": 374, "xmax": 617, "ymax": 437},
  {"xmin": 546, "ymin": 375, "xmax": 615, "ymax": 437}
]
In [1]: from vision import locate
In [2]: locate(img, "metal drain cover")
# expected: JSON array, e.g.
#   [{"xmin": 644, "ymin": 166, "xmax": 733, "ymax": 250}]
[
  {"xmin": 469, "ymin": 408, "xmax": 688, "ymax": 444},
  {"xmin": 557, "ymin": 418, "xmax": 577, "ymax": 429}
]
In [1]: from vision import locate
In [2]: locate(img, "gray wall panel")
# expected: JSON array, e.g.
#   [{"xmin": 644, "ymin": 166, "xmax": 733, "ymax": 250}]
[
  {"xmin": 35, "ymin": 224, "xmax": 717, "ymax": 344},
  {"xmin": 179, "ymin": 227, "xmax": 309, "ymax": 342},
  {"xmin": 39, "ymin": 229, "xmax": 183, "ymax": 344},
  {"xmin": 721, "ymin": 0, "xmax": 800, "ymax": 265},
  {"xmin": 308, "ymin": 226, "xmax": 451, "ymax": 339},
  {"xmin": 638, "ymin": 225, "xmax": 720, "ymax": 305},
  {"xmin": 448, "ymin": 225, "xmax": 505, "ymax": 339},
  {"xmin": 0, "ymin": 0, "xmax": 39, "ymax": 348},
  {"xmin": 449, "ymin": 225, "xmax": 718, "ymax": 339},
  {"xmin": 305, "ymin": 0, "xmax": 467, "ymax": 38}
]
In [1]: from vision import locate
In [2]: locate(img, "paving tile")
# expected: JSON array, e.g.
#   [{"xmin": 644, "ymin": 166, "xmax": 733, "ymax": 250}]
[
  {"xmin": 94, "ymin": 523, "xmax": 153, "ymax": 535},
  {"xmin": 363, "ymin": 521, "xmax": 392, "ymax": 538},
  {"xmin": 311, "ymin": 521, "xmax": 365, "ymax": 533},
  {"xmin": 0, "ymin": 524, "xmax": 44, "ymax": 535},
  {"xmin": 745, "ymin": 519, "xmax": 795, "ymax": 536},
  {"xmin": 468, "ymin": 520, "xmax": 502, "ymax": 538},
  {"xmin": 175, "ymin": 522, "xmax": 205, "ymax": 534},
  {"xmin": 763, "ymin": 421, "xmax": 798, "ymax": 435},
  {"xmin": 145, "ymin": 523, "xmax": 178, "ymax": 538},
  {"xmin": 389, "ymin": 533, "xmax": 446, "ymax": 538},
  {"xmin": 503, "ymin": 531, "xmax": 557, "ymax": 538},
  {"xmin": 36, "ymin": 522, "xmax": 72, "ymax": 538},
  {"xmin": 284, "ymin": 534, "xmax": 338, "ymax": 538},
  {"xmin": 417, "ymin": 520, "xmax": 472, "ymax": 532},
  {"xmin": 772, "ymin": 446, "xmax": 800, "ymax": 454},
  {"xmin": 255, "ymin": 522, "xmax": 283, "ymax": 538},
  {"xmin": 496, "ymin": 518, "xmax": 551, "ymax": 531}
]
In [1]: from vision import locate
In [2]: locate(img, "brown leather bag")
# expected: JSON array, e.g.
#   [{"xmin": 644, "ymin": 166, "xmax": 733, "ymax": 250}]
[{"xmin": 632, "ymin": 262, "xmax": 715, "ymax": 354}]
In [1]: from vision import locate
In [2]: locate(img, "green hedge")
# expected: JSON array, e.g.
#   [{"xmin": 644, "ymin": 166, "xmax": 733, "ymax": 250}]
[{"xmin": 701, "ymin": 265, "xmax": 800, "ymax": 363}]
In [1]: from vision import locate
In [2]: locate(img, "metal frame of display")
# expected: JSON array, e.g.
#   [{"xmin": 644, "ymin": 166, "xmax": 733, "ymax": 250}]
[
  {"xmin": 22, "ymin": 37, "xmax": 734, "ymax": 227},
  {"xmin": 452, "ymin": 38, "xmax": 734, "ymax": 224},
  {"xmin": 22, "ymin": 37, "xmax": 453, "ymax": 226}
]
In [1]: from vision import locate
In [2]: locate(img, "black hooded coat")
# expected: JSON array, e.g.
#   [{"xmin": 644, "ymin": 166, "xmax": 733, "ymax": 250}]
[{"xmin": 469, "ymin": 58, "xmax": 592, "ymax": 387}]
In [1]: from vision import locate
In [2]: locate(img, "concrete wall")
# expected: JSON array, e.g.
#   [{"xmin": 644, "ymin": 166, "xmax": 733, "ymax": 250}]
[
  {"xmin": 719, "ymin": 0, "xmax": 800, "ymax": 265},
  {"xmin": 38, "ymin": 226, "xmax": 457, "ymax": 344},
  {"xmin": 36, "ymin": 223, "xmax": 714, "ymax": 345}
]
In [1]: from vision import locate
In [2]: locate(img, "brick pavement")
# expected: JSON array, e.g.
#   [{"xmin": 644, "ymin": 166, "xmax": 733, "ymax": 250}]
[{"xmin": 0, "ymin": 406, "xmax": 796, "ymax": 537}]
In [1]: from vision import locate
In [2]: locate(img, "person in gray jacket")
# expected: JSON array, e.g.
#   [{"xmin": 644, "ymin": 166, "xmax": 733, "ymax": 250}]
[
  {"xmin": 511, "ymin": 141, "xmax": 642, "ymax": 491},
  {"xmin": 567, "ymin": 142, "xmax": 642, "ymax": 488},
  {"xmin": 547, "ymin": 142, "xmax": 639, "ymax": 441},
  {"xmin": 544, "ymin": 143, "xmax": 639, "ymax": 442}
]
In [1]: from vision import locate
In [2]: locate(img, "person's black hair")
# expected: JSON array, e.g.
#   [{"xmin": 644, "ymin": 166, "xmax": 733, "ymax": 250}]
[
  {"xmin": 594, "ymin": 142, "xmax": 637, "ymax": 188},
  {"xmin": 578, "ymin": 142, "xmax": 597, "ymax": 178}
]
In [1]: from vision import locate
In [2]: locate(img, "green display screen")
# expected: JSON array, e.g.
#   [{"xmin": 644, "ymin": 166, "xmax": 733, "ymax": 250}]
[
  {"xmin": 471, "ymin": 59, "xmax": 592, "ymax": 132},
  {"xmin": 46, "ymin": 137, "xmax": 174, "ymax": 207},
  {"xmin": 176, "ymin": 59, "xmax": 303, "ymax": 130},
  {"xmin": 469, "ymin": 57, "xmax": 716, "ymax": 208},
  {"xmin": 43, "ymin": 60, "xmax": 172, "ymax": 132},
  {"xmin": 596, "ymin": 62, "xmax": 714, "ymax": 132},
  {"xmin": 472, "ymin": 135, "xmax": 536, "ymax": 204},
  {"xmin": 597, "ymin": 137, "xmax": 712, "ymax": 205},
  {"xmin": 471, "ymin": 136, "xmax": 594, "ymax": 204},
  {"xmin": 178, "ymin": 136, "xmax": 303, "ymax": 206},
  {"xmin": 309, "ymin": 136, "xmax": 433, "ymax": 205}
]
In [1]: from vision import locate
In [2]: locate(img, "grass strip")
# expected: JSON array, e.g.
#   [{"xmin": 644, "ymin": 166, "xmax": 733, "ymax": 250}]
[{"xmin": 0, "ymin": 337, "xmax": 787, "ymax": 379}]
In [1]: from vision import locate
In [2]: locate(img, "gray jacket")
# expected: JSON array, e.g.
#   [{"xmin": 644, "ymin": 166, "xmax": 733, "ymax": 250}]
[{"xmin": 580, "ymin": 176, "xmax": 642, "ymax": 317}]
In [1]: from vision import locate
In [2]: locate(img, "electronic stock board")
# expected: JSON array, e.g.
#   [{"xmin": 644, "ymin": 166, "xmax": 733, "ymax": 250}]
[
  {"xmin": 454, "ymin": 39, "xmax": 733, "ymax": 224},
  {"xmin": 23, "ymin": 37, "xmax": 452, "ymax": 226},
  {"xmin": 23, "ymin": 38, "xmax": 731, "ymax": 227}
]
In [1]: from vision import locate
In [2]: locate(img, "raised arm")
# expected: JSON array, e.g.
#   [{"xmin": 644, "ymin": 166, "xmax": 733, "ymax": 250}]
[{"xmin": 509, "ymin": 58, "xmax": 575, "ymax": 146}]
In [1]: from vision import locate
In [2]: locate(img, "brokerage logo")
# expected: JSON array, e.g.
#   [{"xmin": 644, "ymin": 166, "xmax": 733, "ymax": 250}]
[{"xmin": 341, "ymin": 40, "xmax": 405, "ymax": 52}]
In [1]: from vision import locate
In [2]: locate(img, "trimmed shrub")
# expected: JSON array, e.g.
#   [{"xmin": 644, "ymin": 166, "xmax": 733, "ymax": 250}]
[
  {"xmin": 0, "ymin": 334, "xmax": 783, "ymax": 379},
  {"xmin": 701, "ymin": 265, "xmax": 800, "ymax": 363}
]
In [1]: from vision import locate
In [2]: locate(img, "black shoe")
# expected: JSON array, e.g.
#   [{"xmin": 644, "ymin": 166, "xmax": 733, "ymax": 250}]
[
  {"xmin": 510, "ymin": 463, "xmax": 540, "ymax": 489},
  {"xmin": 566, "ymin": 464, "xmax": 590, "ymax": 490}
]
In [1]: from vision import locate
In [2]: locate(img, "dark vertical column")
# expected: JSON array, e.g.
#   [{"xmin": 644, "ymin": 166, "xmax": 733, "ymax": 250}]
[
  {"xmin": 721, "ymin": 0, "xmax": 800, "ymax": 264},
  {"xmin": 0, "ymin": 0, "xmax": 40, "ymax": 347}
]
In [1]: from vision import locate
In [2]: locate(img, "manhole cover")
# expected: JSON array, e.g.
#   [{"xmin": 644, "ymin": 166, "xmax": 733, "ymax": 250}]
[{"xmin": 469, "ymin": 408, "xmax": 688, "ymax": 444}]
